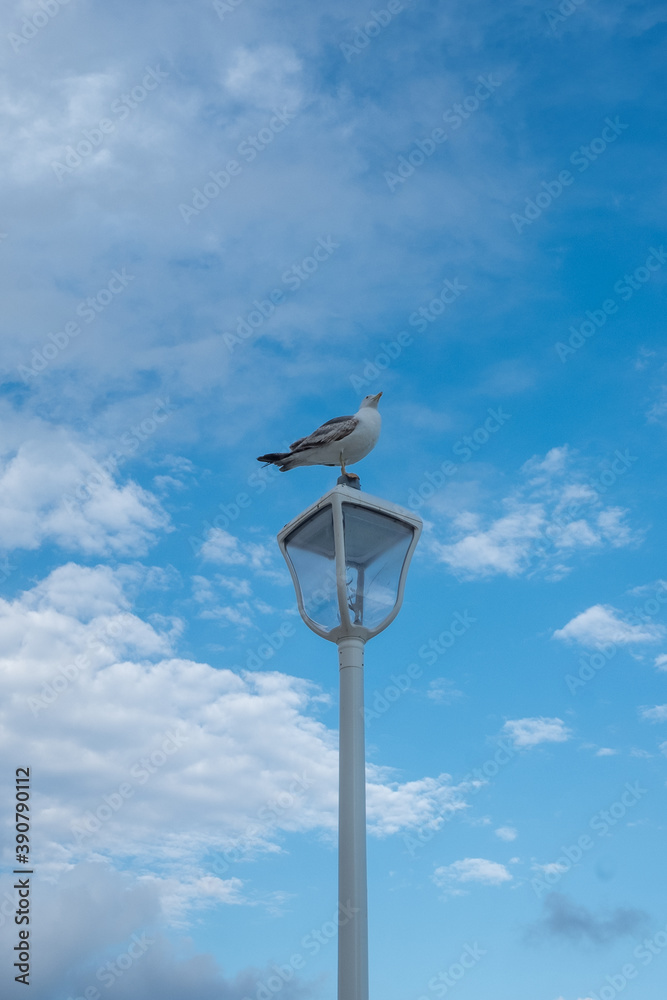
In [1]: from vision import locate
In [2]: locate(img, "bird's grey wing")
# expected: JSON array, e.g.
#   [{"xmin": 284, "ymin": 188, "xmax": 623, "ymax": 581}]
[{"xmin": 289, "ymin": 415, "xmax": 358, "ymax": 452}]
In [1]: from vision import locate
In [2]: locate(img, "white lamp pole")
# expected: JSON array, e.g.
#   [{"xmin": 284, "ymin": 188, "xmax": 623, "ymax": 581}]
[
  {"xmin": 278, "ymin": 479, "xmax": 422, "ymax": 1000},
  {"xmin": 337, "ymin": 634, "xmax": 368, "ymax": 1000}
]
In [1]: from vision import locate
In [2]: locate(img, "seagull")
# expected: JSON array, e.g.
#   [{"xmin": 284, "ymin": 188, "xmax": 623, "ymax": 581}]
[{"xmin": 257, "ymin": 393, "xmax": 383, "ymax": 477}]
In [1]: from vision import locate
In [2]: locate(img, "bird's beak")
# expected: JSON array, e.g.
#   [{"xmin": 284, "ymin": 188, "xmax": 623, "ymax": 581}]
[{"xmin": 372, "ymin": 392, "xmax": 383, "ymax": 402}]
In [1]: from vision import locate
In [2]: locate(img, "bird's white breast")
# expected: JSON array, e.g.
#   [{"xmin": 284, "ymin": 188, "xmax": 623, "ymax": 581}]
[{"xmin": 340, "ymin": 408, "xmax": 381, "ymax": 463}]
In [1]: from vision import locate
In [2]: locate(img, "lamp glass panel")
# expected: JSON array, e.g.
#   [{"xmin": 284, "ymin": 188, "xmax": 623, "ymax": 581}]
[
  {"xmin": 341, "ymin": 503, "xmax": 414, "ymax": 630},
  {"xmin": 283, "ymin": 506, "xmax": 340, "ymax": 632}
]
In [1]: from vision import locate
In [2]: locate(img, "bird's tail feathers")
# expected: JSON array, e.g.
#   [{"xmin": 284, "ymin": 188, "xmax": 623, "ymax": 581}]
[{"xmin": 257, "ymin": 452, "xmax": 295, "ymax": 471}]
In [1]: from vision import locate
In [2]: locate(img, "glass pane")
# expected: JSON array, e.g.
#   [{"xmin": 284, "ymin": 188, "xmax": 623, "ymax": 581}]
[
  {"xmin": 342, "ymin": 504, "xmax": 414, "ymax": 630},
  {"xmin": 284, "ymin": 506, "xmax": 341, "ymax": 632}
]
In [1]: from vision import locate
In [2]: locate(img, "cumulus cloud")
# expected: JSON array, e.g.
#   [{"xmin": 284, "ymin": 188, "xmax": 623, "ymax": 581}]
[
  {"xmin": 553, "ymin": 604, "xmax": 665, "ymax": 648},
  {"xmin": 0, "ymin": 564, "xmax": 471, "ymax": 912},
  {"xmin": 432, "ymin": 857, "xmax": 512, "ymax": 896},
  {"xmin": 199, "ymin": 528, "xmax": 273, "ymax": 570},
  {"xmin": 495, "ymin": 826, "xmax": 517, "ymax": 841},
  {"xmin": 427, "ymin": 446, "xmax": 640, "ymax": 579},
  {"xmin": 223, "ymin": 44, "xmax": 303, "ymax": 110},
  {"xmin": 502, "ymin": 717, "xmax": 572, "ymax": 748},
  {"xmin": 0, "ymin": 425, "xmax": 169, "ymax": 556},
  {"xmin": 640, "ymin": 704, "xmax": 667, "ymax": 722},
  {"xmin": 532, "ymin": 862, "xmax": 569, "ymax": 877},
  {"xmin": 427, "ymin": 677, "xmax": 463, "ymax": 704},
  {"xmin": 366, "ymin": 771, "xmax": 470, "ymax": 836},
  {"xmin": 432, "ymin": 504, "xmax": 545, "ymax": 577}
]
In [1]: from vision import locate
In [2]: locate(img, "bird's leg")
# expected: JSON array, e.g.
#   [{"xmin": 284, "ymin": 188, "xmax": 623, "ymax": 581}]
[{"xmin": 339, "ymin": 452, "xmax": 359, "ymax": 480}]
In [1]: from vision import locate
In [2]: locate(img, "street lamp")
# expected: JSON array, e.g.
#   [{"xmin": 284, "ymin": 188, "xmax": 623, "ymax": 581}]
[{"xmin": 277, "ymin": 479, "xmax": 422, "ymax": 1000}]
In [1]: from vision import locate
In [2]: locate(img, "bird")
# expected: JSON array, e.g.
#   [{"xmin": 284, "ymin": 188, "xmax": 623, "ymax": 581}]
[{"xmin": 257, "ymin": 393, "xmax": 383, "ymax": 477}]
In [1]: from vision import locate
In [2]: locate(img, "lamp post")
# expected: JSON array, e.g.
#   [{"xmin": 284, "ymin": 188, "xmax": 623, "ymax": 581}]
[{"xmin": 277, "ymin": 478, "xmax": 422, "ymax": 1000}]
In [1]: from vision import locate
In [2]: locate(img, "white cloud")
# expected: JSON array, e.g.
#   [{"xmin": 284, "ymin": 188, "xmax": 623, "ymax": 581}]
[
  {"xmin": 532, "ymin": 862, "xmax": 568, "ymax": 876},
  {"xmin": 641, "ymin": 705, "xmax": 667, "ymax": 722},
  {"xmin": 199, "ymin": 528, "xmax": 273, "ymax": 570},
  {"xmin": 199, "ymin": 529, "xmax": 249, "ymax": 565},
  {"xmin": 223, "ymin": 45, "xmax": 303, "ymax": 110},
  {"xmin": 503, "ymin": 717, "xmax": 572, "ymax": 748},
  {"xmin": 432, "ymin": 858, "xmax": 512, "ymax": 896},
  {"xmin": 596, "ymin": 507, "xmax": 636, "ymax": 547},
  {"xmin": 523, "ymin": 445, "xmax": 571, "ymax": 479},
  {"xmin": 192, "ymin": 574, "xmax": 257, "ymax": 627},
  {"xmin": 427, "ymin": 677, "xmax": 463, "ymax": 705},
  {"xmin": 655, "ymin": 653, "xmax": 667, "ymax": 671},
  {"xmin": 427, "ymin": 446, "xmax": 641, "ymax": 579},
  {"xmin": 596, "ymin": 748, "xmax": 617, "ymax": 756},
  {"xmin": 366, "ymin": 771, "xmax": 470, "ymax": 836},
  {"xmin": 29, "ymin": 562, "xmax": 130, "ymax": 620},
  {"xmin": 495, "ymin": 826, "xmax": 517, "ymax": 841},
  {"xmin": 216, "ymin": 575, "xmax": 253, "ymax": 598},
  {"xmin": 199, "ymin": 603, "xmax": 255, "ymax": 628},
  {"xmin": 553, "ymin": 605, "xmax": 665, "ymax": 648},
  {"xmin": 0, "ymin": 564, "xmax": 471, "ymax": 913},
  {"xmin": 555, "ymin": 519, "xmax": 600, "ymax": 549},
  {"xmin": 432, "ymin": 504, "xmax": 545, "ymax": 577},
  {"xmin": 628, "ymin": 579, "xmax": 667, "ymax": 596},
  {"xmin": 192, "ymin": 575, "xmax": 216, "ymax": 604},
  {"xmin": 647, "ymin": 383, "xmax": 667, "ymax": 423},
  {"xmin": 0, "ymin": 425, "xmax": 169, "ymax": 556},
  {"xmin": 0, "ymin": 564, "xmax": 173, "ymax": 684}
]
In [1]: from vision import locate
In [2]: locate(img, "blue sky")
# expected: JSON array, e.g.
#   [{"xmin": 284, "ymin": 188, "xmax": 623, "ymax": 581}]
[{"xmin": 1, "ymin": 0, "xmax": 666, "ymax": 998}]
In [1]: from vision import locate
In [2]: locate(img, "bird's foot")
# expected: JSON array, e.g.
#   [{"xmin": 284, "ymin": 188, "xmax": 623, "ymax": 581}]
[{"xmin": 345, "ymin": 471, "xmax": 360, "ymax": 480}]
